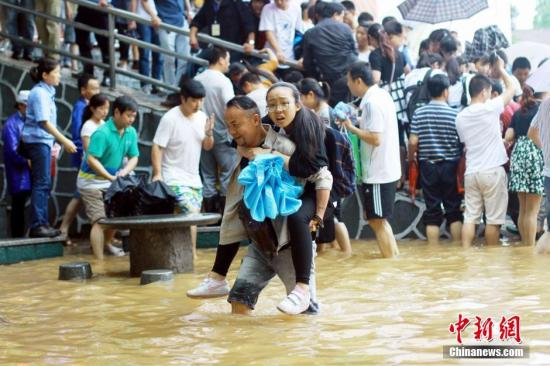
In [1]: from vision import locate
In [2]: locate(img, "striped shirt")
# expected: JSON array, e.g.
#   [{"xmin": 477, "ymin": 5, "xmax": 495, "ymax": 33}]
[{"xmin": 410, "ymin": 101, "xmax": 461, "ymax": 161}]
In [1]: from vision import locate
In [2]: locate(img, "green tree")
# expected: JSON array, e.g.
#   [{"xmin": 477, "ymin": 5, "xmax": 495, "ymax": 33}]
[{"xmin": 534, "ymin": 0, "xmax": 550, "ymax": 28}]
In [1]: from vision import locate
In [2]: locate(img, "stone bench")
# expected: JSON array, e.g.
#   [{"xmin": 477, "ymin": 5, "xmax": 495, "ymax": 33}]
[
  {"xmin": 0, "ymin": 236, "xmax": 65, "ymax": 265},
  {"xmin": 98, "ymin": 213, "xmax": 221, "ymax": 277}
]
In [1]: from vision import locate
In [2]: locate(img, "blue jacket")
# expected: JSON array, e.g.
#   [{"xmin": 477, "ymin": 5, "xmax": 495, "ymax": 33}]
[
  {"xmin": 70, "ymin": 97, "xmax": 87, "ymax": 168},
  {"xmin": 2, "ymin": 111, "xmax": 31, "ymax": 194}
]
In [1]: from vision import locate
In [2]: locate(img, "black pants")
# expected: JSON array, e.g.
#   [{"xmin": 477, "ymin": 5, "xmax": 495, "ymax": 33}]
[
  {"xmin": 419, "ymin": 160, "xmax": 463, "ymax": 226},
  {"xmin": 75, "ymin": 7, "xmax": 109, "ymax": 76},
  {"xmin": 10, "ymin": 191, "xmax": 30, "ymax": 237},
  {"xmin": 287, "ymin": 190, "xmax": 316, "ymax": 285}
]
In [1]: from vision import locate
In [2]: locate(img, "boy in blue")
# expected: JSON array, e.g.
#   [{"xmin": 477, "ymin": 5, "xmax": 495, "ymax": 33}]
[
  {"xmin": 2, "ymin": 91, "xmax": 31, "ymax": 237},
  {"xmin": 78, "ymin": 95, "xmax": 140, "ymax": 259}
]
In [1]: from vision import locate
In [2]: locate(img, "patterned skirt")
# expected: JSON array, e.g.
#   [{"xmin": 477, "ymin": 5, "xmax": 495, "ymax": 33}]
[{"xmin": 509, "ymin": 136, "xmax": 544, "ymax": 194}]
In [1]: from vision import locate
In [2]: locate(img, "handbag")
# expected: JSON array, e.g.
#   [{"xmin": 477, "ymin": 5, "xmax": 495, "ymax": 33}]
[{"xmin": 237, "ymin": 200, "xmax": 278, "ymax": 256}]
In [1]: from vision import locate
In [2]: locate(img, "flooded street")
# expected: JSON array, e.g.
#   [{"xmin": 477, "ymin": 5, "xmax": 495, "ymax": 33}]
[{"xmin": 1, "ymin": 241, "xmax": 550, "ymax": 365}]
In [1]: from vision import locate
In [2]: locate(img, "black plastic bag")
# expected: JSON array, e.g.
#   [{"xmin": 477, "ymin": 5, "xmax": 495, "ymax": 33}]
[
  {"xmin": 103, "ymin": 175, "xmax": 142, "ymax": 217},
  {"xmin": 103, "ymin": 176, "xmax": 178, "ymax": 217},
  {"xmin": 136, "ymin": 180, "xmax": 177, "ymax": 215}
]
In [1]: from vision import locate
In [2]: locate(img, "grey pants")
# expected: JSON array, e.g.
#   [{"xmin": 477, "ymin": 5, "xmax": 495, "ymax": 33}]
[{"xmin": 200, "ymin": 142, "xmax": 239, "ymax": 198}]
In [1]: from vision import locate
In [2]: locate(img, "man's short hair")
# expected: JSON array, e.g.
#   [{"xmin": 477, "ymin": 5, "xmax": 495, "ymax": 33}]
[
  {"xmin": 78, "ymin": 73, "xmax": 95, "ymax": 90},
  {"xmin": 113, "ymin": 95, "xmax": 139, "ymax": 114},
  {"xmin": 228, "ymin": 62, "xmax": 246, "ymax": 77},
  {"xmin": 358, "ymin": 11, "xmax": 374, "ymax": 23},
  {"xmin": 429, "ymin": 28, "xmax": 450, "ymax": 44},
  {"xmin": 226, "ymin": 95, "xmax": 260, "ymax": 116},
  {"xmin": 439, "ymin": 36, "xmax": 458, "ymax": 55},
  {"xmin": 469, "ymin": 74, "xmax": 493, "ymax": 98},
  {"xmin": 348, "ymin": 62, "xmax": 375, "ymax": 86},
  {"xmin": 340, "ymin": 0, "xmax": 355, "ymax": 12},
  {"xmin": 238, "ymin": 72, "xmax": 262, "ymax": 91},
  {"xmin": 322, "ymin": 2, "xmax": 345, "ymax": 18},
  {"xmin": 512, "ymin": 57, "xmax": 531, "ymax": 71},
  {"xmin": 180, "ymin": 78, "xmax": 206, "ymax": 99},
  {"xmin": 427, "ymin": 73, "xmax": 450, "ymax": 98},
  {"xmin": 384, "ymin": 20, "xmax": 403, "ymax": 36},
  {"xmin": 382, "ymin": 16, "xmax": 397, "ymax": 26},
  {"xmin": 205, "ymin": 46, "xmax": 228, "ymax": 65},
  {"xmin": 491, "ymin": 79, "xmax": 503, "ymax": 95}
]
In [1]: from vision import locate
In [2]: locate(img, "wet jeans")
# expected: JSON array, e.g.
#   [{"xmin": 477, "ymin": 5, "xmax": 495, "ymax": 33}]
[{"xmin": 227, "ymin": 242, "xmax": 319, "ymax": 314}]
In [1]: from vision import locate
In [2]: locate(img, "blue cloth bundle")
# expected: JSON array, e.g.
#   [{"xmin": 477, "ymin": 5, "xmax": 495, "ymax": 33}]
[{"xmin": 238, "ymin": 154, "xmax": 303, "ymax": 222}]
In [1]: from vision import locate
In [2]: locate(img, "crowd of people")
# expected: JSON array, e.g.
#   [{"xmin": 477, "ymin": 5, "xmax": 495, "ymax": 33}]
[{"xmin": 2, "ymin": 0, "xmax": 550, "ymax": 316}]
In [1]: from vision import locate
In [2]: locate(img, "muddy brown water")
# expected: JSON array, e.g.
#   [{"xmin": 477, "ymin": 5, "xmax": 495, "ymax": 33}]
[{"xmin": 1, "ymin": 241, "xmax": 549, "ymax": 365}]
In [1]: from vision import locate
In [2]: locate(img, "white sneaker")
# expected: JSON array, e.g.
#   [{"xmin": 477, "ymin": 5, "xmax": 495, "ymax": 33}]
[
  {"xmin": 107, "ymin": 244, "xmax": 125, "ymax": 257},
  {"xmin": 276, "ymin": 286, "xmax": 311, "ymax": 315},
  {"xmin": 186, "ymin": 276, "xmax": 230, "ymax": 299}
]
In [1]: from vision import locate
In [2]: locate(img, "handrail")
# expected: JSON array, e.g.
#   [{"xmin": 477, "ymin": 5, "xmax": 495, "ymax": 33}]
[
  {"xmin": 0, "ymin": 0, "xmax": 300, "ymax": 92},
  {"xmin": 67, "ymin": 0, "xmax": 300, "ymax": 69}
]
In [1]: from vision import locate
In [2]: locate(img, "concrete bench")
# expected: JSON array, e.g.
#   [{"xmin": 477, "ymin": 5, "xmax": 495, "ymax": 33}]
[
  {"xmin": 0, "ymin": 236, "xmax": 64, "ymax": 265},
  {"xmin": 98, "ymin": 213, "xmax": 221, "ymax": 277}
]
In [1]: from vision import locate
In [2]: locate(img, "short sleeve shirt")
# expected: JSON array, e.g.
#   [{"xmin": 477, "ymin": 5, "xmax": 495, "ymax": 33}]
[
  {"xmin": 259, "ymin": 2, "xmax": 303, "ymax": 61},
  {"xmin": 456, "ymin": 96, "xmax": 508, "ymax": 175},
  {"xmin": 21, "ymin": 81, "xmax": 57, "ymax": 146},
  {"xmin": 359, "ymin": 85, "xmax": 401, "ymax": 184},
  {"xmin": 153, "ymin": 107, "xmax": 207, "ymax": 187},
  {"xmin": 368, "ymin": 48, "xmax": 405, "ymax": 84},
  {"xmin": 77, "ymin": 118, "xmax": 139, "ymax": 190},
  {"xmin": 80, "ymin": 119, "xmax": 105, "ymax": 139}
]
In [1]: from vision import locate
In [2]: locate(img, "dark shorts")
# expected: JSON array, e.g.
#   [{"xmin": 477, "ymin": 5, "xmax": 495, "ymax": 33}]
[
  {"xmin": 359, "ymin": 181, "xmax": 397, "ymax": 219},
  {"xmin": 419, "ymin": 160, "xmax": 463, "ymax": 226}
]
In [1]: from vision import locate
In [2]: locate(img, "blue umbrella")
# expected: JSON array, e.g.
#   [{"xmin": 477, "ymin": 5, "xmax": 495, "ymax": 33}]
[{"xmin": 398, "ymin": 0, "xmax": 489, "ymax": 24}]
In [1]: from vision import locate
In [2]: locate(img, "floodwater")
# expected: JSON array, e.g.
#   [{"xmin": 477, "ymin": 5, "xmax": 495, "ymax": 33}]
[{"xmin": 1, "ymin": 240, "xmax": 550, "ymax": 365}]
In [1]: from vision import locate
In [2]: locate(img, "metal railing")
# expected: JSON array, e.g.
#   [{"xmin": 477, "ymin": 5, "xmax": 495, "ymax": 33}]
[{"xmin": 0, "ymin": 0, "xmax": 298, "ymax": 91}]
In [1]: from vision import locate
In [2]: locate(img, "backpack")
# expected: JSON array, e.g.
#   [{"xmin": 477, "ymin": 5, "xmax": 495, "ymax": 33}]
[
  {"xmin": 405, "ymin": 69, "xmax": 433, "ymax": 122},
  {"xmin": 324, "ymin": 127, "xmax": 356, "ymax": 198}
]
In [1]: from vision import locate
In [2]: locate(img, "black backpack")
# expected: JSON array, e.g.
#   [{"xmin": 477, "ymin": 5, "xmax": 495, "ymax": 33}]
[
  {"xmin": 324, "ymin": 127, "xmax": 356, "ymax": 198},
  {"xmin": 405, "ymin": 69, "xmax": 433, "ymax": 122}
]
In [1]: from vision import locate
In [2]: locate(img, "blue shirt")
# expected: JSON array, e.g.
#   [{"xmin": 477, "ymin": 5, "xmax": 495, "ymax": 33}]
[
  {"xmin": 71, "ymin": 97, "xmax": 87, "ymax": 167},
  {"xmin": 410, "ymin": 101, "xmax": 462, "ymax": 161},
  {"xmin": 156, "ymin": 0, "xmax": 184, "ymax": 27},
  {"xmin": 21, "ymin": 81, "xmax": 57, "ymax": 146}
]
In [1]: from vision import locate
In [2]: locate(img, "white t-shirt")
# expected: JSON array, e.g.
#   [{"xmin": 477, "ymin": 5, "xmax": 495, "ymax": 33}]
[
  {"xmin": 80, "ymin": 119, "xmax": 104, "ymax": 139},
  {"xmin": 259, "ymin": 2, "xmax": 303, "ymax": 62},
  {"xmin": 456, "ymin": 96, "xmax": 508, "ymax": 175},
  {"xmin": 194, "ymin": 69, "xmax": 234, "ymax": 143},
  {"xmin": 137, "ymin": 0, "xmax": 157, "ymax": 21},
  {"xmin": 153, "ymin": 106, "xmax": 207, "ymax": 187},
  {"xmin": 359, "ymin": 85, "xmax": 401, "ymax": 184},
  {"xmin": 247, "ymin": 87, "xmax": 268, "ymax": 117},
  {"xmin": 357, "ymin": 50, "xmax": 370, "ymax": 63}
]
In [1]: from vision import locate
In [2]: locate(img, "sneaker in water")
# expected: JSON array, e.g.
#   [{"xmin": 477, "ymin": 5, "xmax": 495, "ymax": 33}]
[
  {"xmin": 186, "ymin": 277, "xmax": 230, "ymax": 299},
  {"xmin": 276, "ymin": 286, "xmax": 311, "ymax": 315},
  {"xmin": 107, "ymin": 244, "xmax": 125, "ymax": 257}
]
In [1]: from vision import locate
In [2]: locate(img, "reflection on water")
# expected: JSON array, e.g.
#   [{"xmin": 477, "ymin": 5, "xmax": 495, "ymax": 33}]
[{"xmin": 1, "ymin": 241, "xmax": 550, "ymax": 365}]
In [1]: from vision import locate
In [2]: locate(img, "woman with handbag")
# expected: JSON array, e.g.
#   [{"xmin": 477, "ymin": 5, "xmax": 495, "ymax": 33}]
[{"xmin": 21, "ymin": 58, "xmax": 77, "ymax": 238}]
